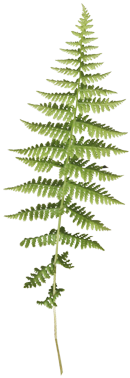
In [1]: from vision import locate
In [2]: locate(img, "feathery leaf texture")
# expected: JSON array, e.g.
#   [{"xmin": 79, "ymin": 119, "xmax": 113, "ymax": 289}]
[
  {"xmin": 4, "ymin": 2, "xmax": 128, "ymax": 321},
  {"xmin": 75, "ymin": 115, "xmax": 127, "ymax": 139},
  {"xmin": 80, "ymin": 71, "xmax": 111, "ymax": 84},
  {"xmin": 36, "ymin": 91, "xmax": 75, "ymax": 106},
  {"xmin": 64, "ymin": 202, "xmax": 110, "ymax": 231},
  {"xmin": 79, "ymin": 84, "xmax": 117, "ymax": 98},
  {"xmin": 56, "ymin": 58, "xmax": 81, "ymax": 66},
  {"xmin": 81, "ymin": 53, "xmax": 102, "ymax": 62},
  {"xmin": 9, "ymin": 136, "xmax": 127, "ymax": 161},
  {"xmin": 59, "ymin": 156, "xmax": 123, "ymax": 182},
  {"xmin": 5, "ymin": 201, "xmax": 63, "ymax": 221},
  {"xmin": 24, "ymin": 251, "xmax": 73, "ymax": 297},
  {"xmin": 37, "ymin": 284, "xmax": 65, "ymax": 308},
  {"xmin": 61, "ymin": 179, "xmax": 125, "ymax": 205},
  {"xmin": 20, "ymin": 226, "xmax": 104, "ymax": 251},
  {"xmin": 24, "ymin": 261, "xmax": 55, "ymax": 288},
  {"xmin": 77, "ymin": 98, "xmax": 125, "ymax": 114},
  {"xmin": 28, "ymin": 102, "xmax": 74, "ymax": 122}
]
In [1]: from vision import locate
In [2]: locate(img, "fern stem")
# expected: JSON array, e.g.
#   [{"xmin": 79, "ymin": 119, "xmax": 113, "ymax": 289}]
[
  {"xmin": 53, "ymin": 306, "xmax": 63, "ymax": 374},
  {"xmin": 53, "ymin": 31, "xmax": 83, "ymax": 294}
]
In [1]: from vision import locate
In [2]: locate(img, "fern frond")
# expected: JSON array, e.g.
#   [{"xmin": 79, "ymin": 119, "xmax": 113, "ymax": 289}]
[
  {"xmin": 59, "ymin": 156, "xmax": 123, "ymax": 182},
  {"xmin": 82, "ymin": 45, "xmax": 98, "ymax": 52},
  {"xmin": 46, "ymin": 78, "xmax": 78, "ymax": 89},
  {"xmin": 9, "ymin": 140, "xmax": 68, "ymax": 160},
  {"xmin": 77, "ymin": 98, "xmax": 125, "ymax": 114},
  {"xmin": 29, "ymin": 122, "xmax": 75, "ymax": 143},
  {"xmin": 78, "ymin": 16, "xmax": 92, "ymax": 27},
  {"xmin": 82, "ymin": 37, "xmax": 98, "ymax": 45},
  {"xmin": 51, "ymin": 66, "xmax": 79, "ymax": 77},
  {"xmin": 24, "ymin": 261, "xmax": 55, "ymax": 288},
  {"xmin": 37, "ymin": 285, "xmax": 64, "ymax": 309},
  {"xmin": 28, "ymin": 102, "xmax": 74, "ymax": 122},
  {"xmin": 4, "ymin": 200, "xmax": 63, "ymax": 221},
  {"xmin": 16, "ymin": 155, "xmax": 122, "ymax": 183},
  {"xmin": 81, "ymin": 71, "xmax": 111, "ymax": 84},
  {"xmin": 4, "ymin": 176, "xmax": 64, "ymax": 199},
  {"xmin": 22, "ymin": 226, "xmax": 104, "ymax": 250},
  {"xmin": 20, "ymin": 234, "xmax": 56, "ymax": 248},
  {"xmin": 65, "ymin": 41, "xmax": 80, "ymax": 47},
  {"xmin": 36, "ymin": 91, "xmax": 75, "ymax": 106},
  {"xmin": 63, "ymin": 179, "xmax": 125, "ymax": 205},
  {"xmin": 4, "ymin": 2, "xmax": 127, "ymax": 374},
  {"xmin": 81, "ymin": 62, "xmax": 103, "ymax": 72},
  {"xmin": 79, "ymin": 85, "xmax": 117, "ymax": 98},
  {"xmin": 71, "ymin": 30, "xmax": 95, "ymax": 37},
  {"xmin": 75, "ymin": 116, "xmax": 127, "ymax": 139},
  {"xmin": 55, "ymin": 58, "xmax": 80, "ymax": 66},
  {"xmin": 70, "ymin": 144, "xmax": 125, "ymax": 160},
  {"xmin": 56, "ymin": 253, "xmax": 74, "ymax": 269},
  {"xmin": 60, "ymin": 48, "xmax": 80, "ymax": 56},
  {"xmin": 21, "ymin": 122, "xmax": 71, "ymax": 137},
  {"xmin": 75, "ymin": 23, "xmax": 93, "ymax": 31},
  {"xmin": 66, "ymin": 208, "xmax": 107, "ymax": 231},
  {"xmin": 59, "ymin": 226, "xmax": 104, "ymax": 250},
  {"xmin": 16, "ymin": 156, "xmax": 62, "ymax": 172},
  {"xmin": 65, "ymin": 36, "xmax": 97, "ymax": 50},
  {"xmin": 81, "ymin": 53, "xmax": 102, "ymax": 62}
]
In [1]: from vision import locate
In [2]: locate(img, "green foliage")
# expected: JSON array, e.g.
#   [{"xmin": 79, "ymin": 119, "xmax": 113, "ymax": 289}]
[
  {"xmin": 24, "ymin": 251, "xmax": 73, "ymax": 306},
  {"xmin": 75, "ymin": 115, "xmax": 127, "ymax": 139},
  {"xmin": 59, "ymin": 156, "xmax": 123, "ymax": 182},
  {"xmin": 37, "ymin": 284, "xmax": 65, "ymax": 308},
  {"xmin": 4, "ymin": 3, "xmax": 128, "ymax": 315},
  {"xmin": 20, "ymin": 226, "xmax": 104, "ymax": 251},
  {"xmin": 51, "ymin": 251, "xmax": 74, "ymax": 269},
  {"xmin": 24, "ymin": 261, "xmax": 55, "ymax": 288},
  {"xmin": 28, "ymin": 102, "xmax": 74, "ymax": 122},
  {"xmin": 64, "ymin": 202, "xmax": 110, "ymax": 231},
  {"xmin": 5, "ymin": 201, "xmax": 63, "ymax": 221}
]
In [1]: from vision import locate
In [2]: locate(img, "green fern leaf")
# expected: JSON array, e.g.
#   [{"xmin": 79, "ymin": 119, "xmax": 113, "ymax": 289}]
[
  {"xmin": 60, "ymin": 48, "xmax": 81, "ymax": 56},
  {"xmin": 36, "ymin": 90, "xmax": 75, "ymax": 106},
  {"xmin": 9, "ymin": 140, "xmax": 68, "ymax": 160},
  {"xmin": 77, "ymin": 99, "xmax": 125, "ymax": 114},
  {"xmin": 4, "ymin": 3, "xmax": 128, "ymax": 374},
  {"xmin": 46, "ymin": 78, "xmax": 78, "ymax": 89},
  {"xmin": 81, "ymin": 62, "xmax": 103, "ymax": 72},
  {"xmin": 75, "ymin": 23, "xmax": 93, "ymax": 31},
  {"xmin": 4, "ymin": 176, "xmax": 64, "ymax": 199},
  {"xmin": 81, "ymin": 71, "xmax": 111, "ymax": 84},
  {"xmin": 59, "ymin": 157, "xmax": 123, "ymax": 182},
  {"xmin": 81, "ymin": 53, "xmax": 102, "ymax": 62},
  {"xmin": 71, "ymin": 30, "xmax": 95, "ymax": 37},
  {"xmin": 64, "ymin": 202, "xmax": 110, "ymax": 231},
  {"xmin": 28, "ymin": 102, "xmax": 74, "ymax": 122},
  {"xmin": 64, "ymin": 179, "xmax": 125, "ymax": 205},
  {"xmin": 75, "ymin": 116, "xmax": 127, "ymax": 139},
  {"xmin": 82, "ymin": 37, "xmax": 98, "ymax": 44},
  {"xmin": 55, "ymin": 58, "xmax": 80, "ymax": 66},
  {"xmin": 82, "ymin": 45, "xmax": 98, "ymax": 52},
  {"xmin": 59, "ymin": 226, "xmax": 104, "ymax": 250},
  {"xmin": 79, "ymin": 85, "xmax": 117, "ymax": 98},
  {"xmin": 65, "ymin": 41, "xmax": 80, "ymax": 47},
  {"xmin": 51, "ymin": 66, "xmax": 79, "ymax": 77},
  {"xmin": 4, "ymin": 201, "xmax": 63, "ymax": 221}
]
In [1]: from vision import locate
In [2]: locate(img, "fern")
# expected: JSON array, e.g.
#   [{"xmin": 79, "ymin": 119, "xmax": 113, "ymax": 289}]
[
  {"xmin": 37, "ymin": 283, "xmax": 65, "ymax": 309},
  {"xmin": 4, "ymin": 4, "xmax": 128, "ymax": 375},
  {"xmin": 24, "ymin": 252, "xmax": 73, "ymax": 289},
  {"xmin": 20, "ymin": 226, "xmax": 104, "ymax": 250}
]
